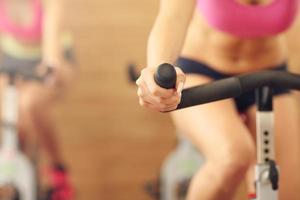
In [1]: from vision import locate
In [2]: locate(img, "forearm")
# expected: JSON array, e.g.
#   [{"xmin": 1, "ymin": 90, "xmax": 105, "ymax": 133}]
[
  {"xmin": 147, "ymin": 0, "xmax": 195, "ymax": 68},
  {"xmin": 147, "ymin": 18, "xmax": 186, "ymax": 68},
  {"xmin": 42, "ymin": 0, "xmax": 64, "ymax": 67}
]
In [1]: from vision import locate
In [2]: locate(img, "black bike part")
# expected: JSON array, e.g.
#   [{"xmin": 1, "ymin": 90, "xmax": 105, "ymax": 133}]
[
  {"xmin": 238, "ymin": 70, "xmax": 300, "ymax": 91},
  {"xmin": 0, "ymin": 68, "xmax": 47, "ymax": 83},
  {"xmin": 175, "ymin": 70, "xmax": 300, "ymax": 110},
  {"xmin": 144, "ymin": 180, "xmax": 160, "ymax": 200},
  {"xmin": 127, "ymin": 63, "xmax": 140, "ymax": 82},
  {"xmin": 177, "ymin": 77, "xmax": 242, "ymax": 109},
  {"xmin": 269, "ymin": 160, "xmax": 279, "ymax": 190},
  {"xmin": 154, "ymin": 63, "xmax": 177, "ymax": 89},
  {"xmin": 255, "ymin": 87, "xmax": 273, "ymax": 112},
  {"xmin": 176, "ymin": 178, "xmax": 192, "ymax": 198},
  {"xmin": 14, "ymin": 189, "xmax": 20, "ymax": 200}
]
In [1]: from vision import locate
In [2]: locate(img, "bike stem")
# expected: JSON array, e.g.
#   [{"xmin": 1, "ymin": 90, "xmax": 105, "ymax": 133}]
[{"xmin": 255, "ymin": 87, "xmax": 279, "ymax": 200}]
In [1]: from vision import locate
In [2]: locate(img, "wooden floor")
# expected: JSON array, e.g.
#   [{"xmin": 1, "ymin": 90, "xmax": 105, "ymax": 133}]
[{"xmin": 53, "ymin": 1, "xmax": 300, "ymax": 200}]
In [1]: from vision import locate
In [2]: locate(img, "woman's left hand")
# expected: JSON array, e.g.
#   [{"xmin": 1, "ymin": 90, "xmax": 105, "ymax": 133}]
[{"xmin": 37, "ymin": 61, "xmax": 75, "ymax": 89}]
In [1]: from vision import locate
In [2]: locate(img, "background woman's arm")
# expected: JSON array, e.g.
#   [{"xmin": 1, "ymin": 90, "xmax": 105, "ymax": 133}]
[{"xmin": 42, "ymin": 0, "xmax": 64, "ymax": 68}]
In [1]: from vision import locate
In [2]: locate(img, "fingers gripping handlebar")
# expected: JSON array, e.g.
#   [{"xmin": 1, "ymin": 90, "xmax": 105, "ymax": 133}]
[{"xmin": 155, "ymin": 64, "xmax": 300, "ymax": 110}]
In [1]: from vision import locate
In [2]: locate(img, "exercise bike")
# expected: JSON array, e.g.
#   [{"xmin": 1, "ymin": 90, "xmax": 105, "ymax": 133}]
[
  {"xmin": 0, "ymin": 66, "xmax": 52, "ymax": 200},
  {"xmin": 153, "ymin": 63, "xmax": 300, "ymax": 200}
]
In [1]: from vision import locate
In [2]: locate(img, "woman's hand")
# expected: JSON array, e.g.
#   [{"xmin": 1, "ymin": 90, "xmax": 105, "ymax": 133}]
[
  {"xmin": 136, "ymin": 66, "xmax": 185, "ymax": 112},
  {"xmin": 37, "ymin": 62, "xmax": 74, "ymax": 88}
]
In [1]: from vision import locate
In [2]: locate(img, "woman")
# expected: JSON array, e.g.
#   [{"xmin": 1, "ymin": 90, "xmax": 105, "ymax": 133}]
[
  {"xmin": 136, "ymin": 0, "xmax": 300, "ymax": 199},
  {"xmin": 0, "ymin": 0, "xmax": 75, "ymax": 199}
]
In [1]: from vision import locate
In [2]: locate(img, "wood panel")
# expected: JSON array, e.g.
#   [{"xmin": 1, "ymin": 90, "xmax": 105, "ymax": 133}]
[
  {"xmin": 55, "ymin": 0, "xmax": 175, "ymax": 200},
  {"xmin": 52, "ymin": 1, "xmax": 300, "ymax": 199}
]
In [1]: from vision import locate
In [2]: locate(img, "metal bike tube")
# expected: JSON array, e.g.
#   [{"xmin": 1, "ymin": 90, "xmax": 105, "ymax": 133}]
[
  {"xmin": 0, "ymin": 75, "xmax": 37, "ymax": 200},
  {"xmin": 1, "ymin": 76, "xmax": 19, "ymax": 152},
  {"xmin": 255, "ymin": 87, "xmax": 278, "ymax": 200}
]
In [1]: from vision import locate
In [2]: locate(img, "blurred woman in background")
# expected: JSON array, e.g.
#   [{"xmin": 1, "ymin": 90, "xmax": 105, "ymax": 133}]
[
  {"xmin": 136, "ymin": 0, "xmax": 300, "ymax": 199},
  {"xmin": 0, "ymin": 0, "xmax": 75, "ymax": 199}
]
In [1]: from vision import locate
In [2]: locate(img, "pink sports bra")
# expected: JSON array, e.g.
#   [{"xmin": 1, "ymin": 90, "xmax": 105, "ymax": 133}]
[
  {"xmin": 0, "ymin": 0, "xmax": 43, "ymax": 41},
  {"xmin": 197, "ymin": 0, "xmax": 299, "ymax": 38}
]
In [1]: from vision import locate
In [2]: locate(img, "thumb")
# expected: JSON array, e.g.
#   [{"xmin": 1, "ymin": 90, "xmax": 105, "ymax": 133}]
[{"xmin": 175, "ymin": 67, "xmax": 185, "ymax": 94}]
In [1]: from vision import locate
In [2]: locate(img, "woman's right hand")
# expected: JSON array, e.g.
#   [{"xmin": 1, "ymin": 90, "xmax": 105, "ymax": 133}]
[{"xmin": 136, "ymin": 66, "xmax": 185, "ymax": 112}]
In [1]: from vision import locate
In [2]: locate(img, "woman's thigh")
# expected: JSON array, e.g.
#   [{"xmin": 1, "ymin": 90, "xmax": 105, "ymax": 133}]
[
  {"xmin": 171, "ymin": 74, "xmax": 255, "ymax": 163},
  {"xmin": 19, "ymin": 82, "xmax": 60, "ymax": 110},
  {"xmin": 19, "ymin": 60, "xmax": 77, "ymax": 109}
]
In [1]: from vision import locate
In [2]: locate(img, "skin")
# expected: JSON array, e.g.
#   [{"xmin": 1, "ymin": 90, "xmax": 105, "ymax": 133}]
[
  {"xmin": 0, "ymin": 0, "xmax": 75, "ymax": 166},
  {"xmin": 136, "ymin": 0, "xmax": 300, "ymax": 199}
]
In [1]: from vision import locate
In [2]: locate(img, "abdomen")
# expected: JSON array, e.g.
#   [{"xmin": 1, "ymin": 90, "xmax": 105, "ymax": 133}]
[{"xmin": 181, "ymin": 11, "xmax": 288, "ymax": 74}]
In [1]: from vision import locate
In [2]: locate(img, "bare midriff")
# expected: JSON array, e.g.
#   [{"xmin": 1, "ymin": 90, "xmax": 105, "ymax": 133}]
[{"xmin": 181, "ymin": 11, "xmax": 288, "ymax": 74}]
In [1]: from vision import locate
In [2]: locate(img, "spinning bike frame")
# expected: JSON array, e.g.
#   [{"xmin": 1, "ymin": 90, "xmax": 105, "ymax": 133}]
[
  {"xmin": 0, "ymin": 73, "xmax": 37, "ymax": 200},
  {"xmin": 0, "ymin": 69, "xmax": 49, "ymax": 200},
  {"xmin": 153, "ymin": 63, "xmax": 300, "ymax": 200},
  {"xmin": 255, "ymin": 87, "xmax": 278, "ymax": 200}
]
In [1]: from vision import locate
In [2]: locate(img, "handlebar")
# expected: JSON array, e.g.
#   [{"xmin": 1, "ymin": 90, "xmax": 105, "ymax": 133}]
[
  {"xmin": 127, "ymin": 63, "xmax": 140, "ymax": 82},
  {"xmin": 155, "ymin": 64, "xmax": 300, "ymax": 110},
  {"xmin": 154, "ymin": 63, "xmax": 177, "ymax": 89}
]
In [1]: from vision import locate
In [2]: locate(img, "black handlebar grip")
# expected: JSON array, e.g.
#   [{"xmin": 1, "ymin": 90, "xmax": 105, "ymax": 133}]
[{"xmin": 154, "ymin": 63, "xmax": 177, "ymax": 89}]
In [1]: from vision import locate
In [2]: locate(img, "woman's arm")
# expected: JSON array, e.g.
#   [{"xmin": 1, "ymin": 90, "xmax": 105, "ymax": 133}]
[
  {"xmin": 42, "ymin": 0, "xmax": 64, "ymax": 68},
  {"xmin": 147, "ymin": 0, "xmax": 196, "ymax": 68},
  {"xmin": 136, "ymin": 0, "xmax": 195, "ymax": 112}
]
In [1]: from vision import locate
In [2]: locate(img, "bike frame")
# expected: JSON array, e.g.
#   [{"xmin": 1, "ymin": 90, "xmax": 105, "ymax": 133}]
[
  {"xmin": 255, "ymin": 87, "xmax": 279, "ymax": 200},
  {"xmin": 153, "ymin": 64, "xmax": 297, "ymax": 200},
  {"xmin": 0, "ymin": 75, "xmax": 37, "ymax": 200}
]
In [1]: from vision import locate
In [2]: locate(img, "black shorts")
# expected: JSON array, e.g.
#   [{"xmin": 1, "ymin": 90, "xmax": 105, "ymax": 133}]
[
  {"xmin": 0, "ymin": 48, "xmax": 76, "ymax": 75},
  {"xmin": 176, "ymin": 57, "xmax": 290, "ymax": 113}
]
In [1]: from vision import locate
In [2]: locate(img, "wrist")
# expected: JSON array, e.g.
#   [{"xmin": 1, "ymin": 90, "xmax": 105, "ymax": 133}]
[{"xmin": 42, "ymin": 56, "xmax": 62, "ymax": 68}]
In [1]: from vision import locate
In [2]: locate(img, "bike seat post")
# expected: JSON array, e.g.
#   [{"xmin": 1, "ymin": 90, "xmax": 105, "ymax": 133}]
[
  {"xmin": 255, "ymin": 87, "xmax": 279, "ymax": 200},
  {"xmin": 1, "ymin": 72, "xmax": 19, "ymax": 152}
]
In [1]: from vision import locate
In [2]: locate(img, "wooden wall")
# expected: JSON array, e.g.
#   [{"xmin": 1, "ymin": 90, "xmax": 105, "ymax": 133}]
[{"xmin": 53, "ymin": 0, "xmax": 300, "ymax": 200}]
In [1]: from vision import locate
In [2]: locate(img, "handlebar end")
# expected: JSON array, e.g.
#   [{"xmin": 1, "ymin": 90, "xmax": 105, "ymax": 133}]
[{"xmin": 154, "ymin": 63, "xmax": 177, "ymax": 89}]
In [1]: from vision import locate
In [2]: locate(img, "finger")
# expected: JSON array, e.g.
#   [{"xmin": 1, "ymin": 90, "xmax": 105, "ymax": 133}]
[
  {"xmin": 174, "ymin": 67, "xmax": 186, "ymax": 94},
  {"xmin": 138, "ymin": 82, "xmax": 163, "ymax": 105},
  {"xmin": 139, "ymin": 97, "xmax": 178, "ymax": 112},
  {"xmin": 159, "ymin": 104, "xmax": 178, "ymax": 112},
  {"xmin": 140, "ymin": 69, "xmax": 175, "ymax": 98},
  {"xmin": 159, "ymin": 93, "xmax": 181, "ymax": 106},
  {"xmin": 139, "ymin": 99, "xmax": 162, "ymax": 112},
  {"xmin": 138, "ymin": 71, "xmax": 181, "ymax": 105},
  {"xmin": 136, "ymin": 76, "xmax": 142, "ymax": 85},
  {"xmin": 137, "ymin": 87, "xmax": 157, "ymax": 105},
  {"xmin": 138, "ymin": 85, "xmax": 180, "ymax": 112}
]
